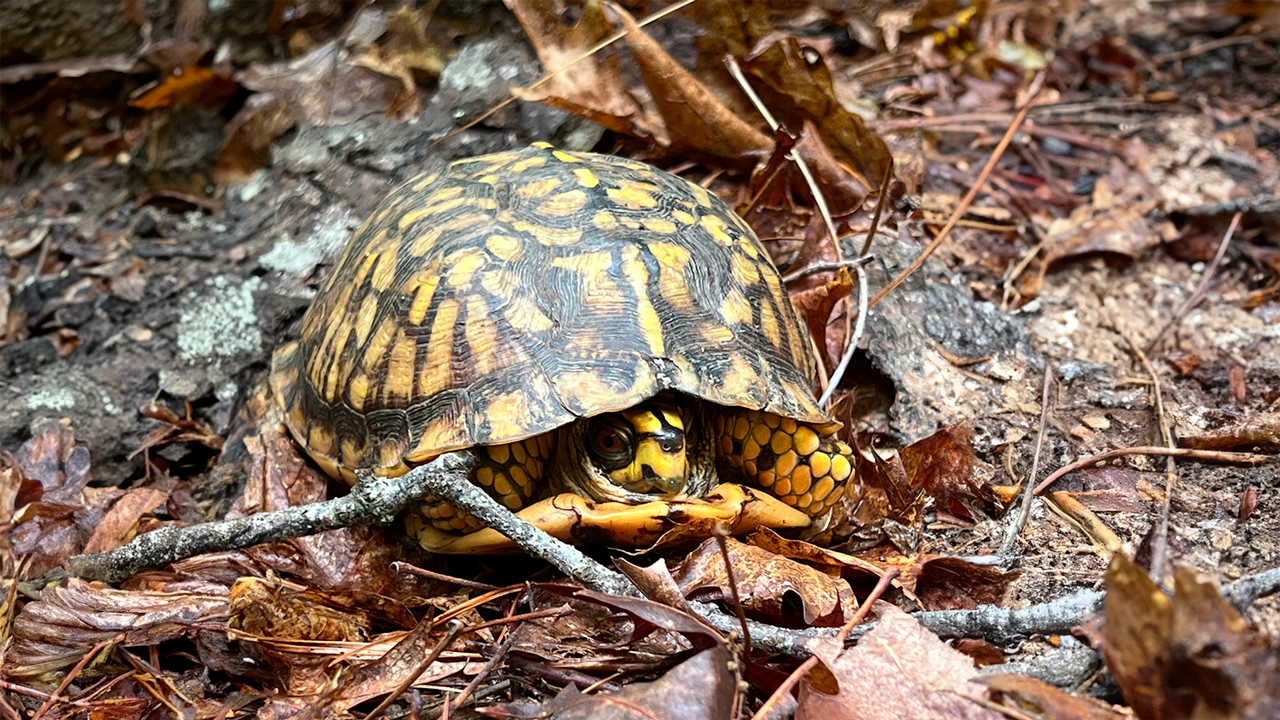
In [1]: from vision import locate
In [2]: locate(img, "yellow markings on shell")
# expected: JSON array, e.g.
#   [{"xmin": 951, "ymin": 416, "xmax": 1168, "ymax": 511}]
[
  {"xmin": 362, "ymin": 314, "xmax": 398, "ymax": 376},
  {"xmin": 504, "ymin": 294, "xmax": 554, "ymax": 333},
  {"xmin": 593, "ymin": 211, "xmax": 619, "ymax": 231},
  {"xmin": 465, "ymin": 294, "xmax": 502, "ymax": 376},
  {"xmin": 480, "ymin": 268, "xmax": 517, "ymax": 297},
  {"xmin": 456, "ymin": 150, "xmax": 519, "ymax": 168},
  {"xmin": 408, "ymin": 213, "xmax": 490, "ymax": 257},
  {"xmin": 671, "ymin": 209, "xmax": 696, "ymax": 225},
  {"xmin": 794, "ymin": 426, "xmax": 820, "ymax": 456},
  {"xmin": 511, "ymin": 154, "xmax": 548, "ymax": 173},
  {"xmin": 351, "ymin": 250, "xmax": 381, "ymax": 288},
  {"xmin": 317, "ymin": 322, "xmax": 350, "ymax": 401},
  {"xmin": 732, "ymin": 252, "xmax": 761, "ymax": 285},
  {"xmin": 539, "ymin": 189, "xmax": 588, "ymax": 217},
  {"xmin": 370, "ymin": 251, "xmax": 398, "ymax": 292},
  {"xmin": 411, "ymin": 419, "xmax": 468, "ymax": 460},
  {"xmin": 511, "ymin": 220, "xmax": 582, "ymax": 246},
  {"xmin": 447, "ymin": 252, "xmax": 487, "ymax": 288},
  {"xmin": 640, "ymin": 216, "xmax": 676, "ymax": 234},
  {"xmin": 285, "ymin": 401, "xmax": 306, "ymax": 439},
  {"xmin": 352, "ymin": 293, "xmax": 380, "ymax": 348},
  {"xmin": 619, "ymin": 245, "xmax": 663, "ymax": 354},
  {"xmin": 312, "ymin": 263, "xmax": 359, "ymax": 347},
  {"xmin": 699, "ymin": 322, "xmax": 734, "ymax": 343},
  {"xmin": 607, "ymin": 184, "xmax": 658, "ymax": 210},
  {"xmin": 307, "ymin": 423, "xmax": 334, "ymax": 456},
  {"xmin": 700, "ymin": 214, "xmax": 735, "ymax": 245},
  {"xmin": 347, "ymin": 372, "xmax": 371, "ymax": 411},
  {"xmin": 378, "ymin": 439, "xmax": 406, "ymax": 470},
  {"xmin": 550, "ymin": 251, "xmax": 614, "ymax": 281},
  {"xmin": 515, "ymin": 177, "xmax": 560, "ymax": 199},
  {"xmin": 759, "ymin": 301, "xmax": 781, "ymax": 349},
  {"xmin": 552, "ymin": 150, "xmax": 581, "ymax": 163},
  {"xmin": 648, "ymin": 242, "xmax": 694, "ymax": 311},
  {"xmin": 486, "ymin": 234, "xmax": 522, "ymax": 260},
  {"xmin": 382, "ymin": 334, "xmax": 418, "ymax": 405},
  {"xmin": 477, "ymin": 174, "xmax": 499, "ymax": 184},
  {"xmin": 407, "ymin": 273, "xmax": 441, "ymax": 326},
  {"xmin": 554, "ymin": 369, "xmax": 627, "ymax": 409},
  {"xmin": 689, "ymin": 183, "xmax": 715, "ymax": 208},
  {"xmin": 421, "ymin": 196, "xmax": 490, "ymax": 221},
  {"xmin": 417, "ymin": 298, "xmax": 459, "ymax": 397},
  {"xmin": 718, "ymin": 288, "xmax": 753, "ymax": 326},
  {"xmin": 573, "ymin": 168, "xmax": 599, "ymax": 187},
  {"xmin": 721, "ymin": 354, "xmax": 759, "ymax": 401},
  {"xmin": 410, "ymin": 173, "xmax": 440, "ymax": 191},
  {"xmin": 485, "ymin": 389, "xmax": 532, "ymax": 440}
]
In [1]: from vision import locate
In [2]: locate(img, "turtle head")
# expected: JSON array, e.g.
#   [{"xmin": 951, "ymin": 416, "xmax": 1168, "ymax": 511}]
[{"xmin": 585, "ymin": 398, "xmax": 689, "ymax": 496}]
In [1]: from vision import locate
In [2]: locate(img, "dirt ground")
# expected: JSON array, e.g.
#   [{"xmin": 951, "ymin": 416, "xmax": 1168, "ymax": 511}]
[{"xmin": 2, "ymin": 1, "xmax": 1278, "ymax": 718}]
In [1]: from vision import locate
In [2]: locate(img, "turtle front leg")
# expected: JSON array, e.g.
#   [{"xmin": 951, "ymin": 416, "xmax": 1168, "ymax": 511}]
[
  {"xmin": 406, "ymin": 434, "xmax": 553, "ymax": 535},
  {"xmin": 713, "ymin": 410, "xmax": 854, "ymax": 518}
]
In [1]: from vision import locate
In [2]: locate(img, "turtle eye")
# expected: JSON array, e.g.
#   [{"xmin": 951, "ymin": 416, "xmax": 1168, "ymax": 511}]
[{"xmin": 587, "ymin": 421, "xmax": 633, "ymax": 467}]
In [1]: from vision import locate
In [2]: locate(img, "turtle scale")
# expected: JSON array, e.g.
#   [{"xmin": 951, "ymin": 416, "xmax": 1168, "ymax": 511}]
[{"xmin": 271, "ymin": 145, "xmax": 831, "ymax": 480}]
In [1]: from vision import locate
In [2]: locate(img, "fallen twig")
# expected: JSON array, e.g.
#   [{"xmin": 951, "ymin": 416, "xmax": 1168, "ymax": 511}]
[
  {"xmin": 869, "ymin": 71, "xmax": 1046, "ymax": 312},
  {"xmin": 1000, "ymin": 363, "xmax": 1054, "ymax": 556},
  {"xmin": 68, "ymin": 452, "xmax": 478, "ymax": 584},
  {"xmin": 1144, "ymin": 212, "xmax": 1242, "ymax": 355},
  {"xmin": 1032, "ymin": 446, "xmax": 1271, "ymax": 495}
]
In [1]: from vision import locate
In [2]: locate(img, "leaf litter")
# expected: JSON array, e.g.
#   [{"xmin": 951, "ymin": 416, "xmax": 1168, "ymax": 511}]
[{"xmin": 1, "ymin": 0, "xmax": 1279, "ymax": 718}]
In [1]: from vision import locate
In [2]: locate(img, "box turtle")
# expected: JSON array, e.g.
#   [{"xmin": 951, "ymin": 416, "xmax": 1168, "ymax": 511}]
[{"xmin": 270, "ymin": 144, "xmax": 862, "ymax": 553}]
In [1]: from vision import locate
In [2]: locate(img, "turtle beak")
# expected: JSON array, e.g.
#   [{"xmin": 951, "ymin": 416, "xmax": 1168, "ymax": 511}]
[{"xmin": 632, "ymin": 431, "xmax": 687, "ymax": 494}]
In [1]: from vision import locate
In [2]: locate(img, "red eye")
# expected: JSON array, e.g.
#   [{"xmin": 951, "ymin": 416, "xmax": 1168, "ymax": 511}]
[
  {"xmin": 587, "ymin": 419, "xmax": 633, "ymax": 467},
  {"xmin": 594, "ymin": 429, "xmax": 624, "ymax": 454}
]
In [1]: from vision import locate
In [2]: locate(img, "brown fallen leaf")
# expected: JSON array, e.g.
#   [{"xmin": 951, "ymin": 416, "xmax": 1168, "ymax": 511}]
[
  {"xmin": 328, "ymin": 616, "xmax": 476, "ymax": 713},
  {"xmin": 614, "ymin": 4, "xmax": 770, "ymax": 166},
  {"xmin": 671, "ymin": 536, "xmax": 857, "ymax": 627},
  {"xmin": 741, "ymin": 34, "xmax": 893, "ymax": 201},
  {"xmin": 80, "ymin": 484, "xmax": 172, "ymax": 555},
  {"xmin": 131, "ymin": 399, "xmax": 225, "ymax": 460},
  {"xmin": 796, "ymin": 604, "xmax": 1005, "ymax": 720},
  {"xmin": 901, "ymin": 424, "xmax": 1001, "ymax": 519},
  {"xmin": 984, "ymin": 673, "xmax": 1129, "ymax": 719},
  {"xmin": 237, "ymin": 41, "xmax": 414, "ymax": 125},
  {"xmin": 1097, "ymin": 555, "xmax": 1280, "ymax": 720},
  {"xmin": 128, "ymin": 65, "xmax": 239, "ymax": 111},
  {"xmin": 505, "ymin": 0, "xmax": 659, "ymax": 139},
  {"xmin": 8, "ymin": 577, "xmax": 229, "ymax": 680},
  {"xmin": 788, "ymin": 266, "xmax": 855, "ymax": 371},
  {"xmin": 8, "ymin": 421, "xmax": 119, "ymax": 579},
  {"xmin": 523, "ymin": 645, "xmax": 735, "ymax": 720}
]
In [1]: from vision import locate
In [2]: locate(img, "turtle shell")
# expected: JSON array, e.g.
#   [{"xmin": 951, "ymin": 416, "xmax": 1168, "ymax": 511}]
[{"xmin": 270, "ymin": 145, "xmax": 832, "ymax": 478}]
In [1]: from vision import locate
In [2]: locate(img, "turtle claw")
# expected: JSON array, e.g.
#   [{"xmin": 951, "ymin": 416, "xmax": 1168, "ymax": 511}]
[{"xmin": 413, "ymin": 483, "xmax": 811, "ymax": 554}]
